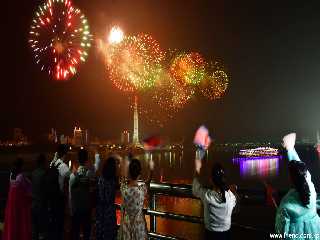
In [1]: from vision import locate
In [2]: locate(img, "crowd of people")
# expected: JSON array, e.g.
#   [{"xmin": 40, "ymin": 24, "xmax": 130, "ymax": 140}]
[
  {"xmin": 1, "ymin": 143, "xmax": 154, "ymax": 240},
  {"xmin": 1, "ymin": 133, "xmax": 320, "ymax": 240}
]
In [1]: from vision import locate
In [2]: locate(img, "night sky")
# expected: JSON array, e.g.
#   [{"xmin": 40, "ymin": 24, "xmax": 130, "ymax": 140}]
[{"xmin": 2, "ymin": 0, "xmax": 320, "ymax": 142}]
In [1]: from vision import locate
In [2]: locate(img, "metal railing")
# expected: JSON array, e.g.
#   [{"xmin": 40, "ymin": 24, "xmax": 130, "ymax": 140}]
[{"xmin": 115, "ymin": 181, "xmax": 270, "ymax": 240}]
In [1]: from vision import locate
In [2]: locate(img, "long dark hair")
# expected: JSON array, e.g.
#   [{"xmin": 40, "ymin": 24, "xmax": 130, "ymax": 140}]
[
  {"xmin": 57, "ymin": 144, "xmax": 69, "ymax": 159},
  {"xmin": 129, "ymin": 159, "xmax": 141, "ymax": 180},
  {"xmin": 102, "ymin": 156, "xmax": 117, "ymax": 181},
  {"xmin": 211, "ymin": 163, "xmax": 229, "ymax": 203},
  {"xmin": 36, "ymin": 154, "xmax": 46, "ymax": 168},
  {"xmin": 288, "ymin": 160, "xmax": 310, "ymax": 206},
  {"xmin": 78, "ymin": 148, "xmax": 88, "ymax": 166},
  {"xmin": 11, "ymin": 158, "xmax": 24, "ymax": 180}
]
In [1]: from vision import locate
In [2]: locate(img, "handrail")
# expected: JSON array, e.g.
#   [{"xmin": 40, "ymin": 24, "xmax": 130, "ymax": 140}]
[
  {"xmin": 114, "ymin": 181, "xmax": 270, "ymax": 239},
  {"xmin": 115, "ymin": 203, "xmax": 203, "ymax": 224}
]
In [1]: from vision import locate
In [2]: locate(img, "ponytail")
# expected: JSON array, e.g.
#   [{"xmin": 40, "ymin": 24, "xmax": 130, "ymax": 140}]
[
  {"xmin": 212, "ymin": 163, "xmax": 229, "ymax": 203},
  {"xmin": 288, "ymin": 161, "xmax": 310, "ymax": 206}
]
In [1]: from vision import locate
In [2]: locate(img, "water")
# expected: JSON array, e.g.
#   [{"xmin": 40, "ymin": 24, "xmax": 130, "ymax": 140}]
[
  {"xmin": 1, "ymin": 145, "xmax": 319, "ymax": 239},
  {"xmin": 136, "ymin": 146, "xmax": 320, "ymax": 191}
]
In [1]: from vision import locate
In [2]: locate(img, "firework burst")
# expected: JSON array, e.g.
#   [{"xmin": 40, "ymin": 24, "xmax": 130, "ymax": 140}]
[
  {"xmin": 29, "ymin": 0, "xmax": 92, "ymax": 80},
  {"xmin": 105, "ymin": 34, "xmax": 164, "ymax": 92},
  {"xmin": 169, "ymin": 52, "xmax": 206, "ymax": 87},
  {"xmin": 153, "ymin": 71, "xmax": 193, "ymax": 110},
  {"xmin": 200, "ymin": 62, "xmax": 229, "ymax": 100}
]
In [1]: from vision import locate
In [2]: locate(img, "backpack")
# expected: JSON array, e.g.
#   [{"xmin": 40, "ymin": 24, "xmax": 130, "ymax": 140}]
[
  {"xmin": 45, "ymin": 162, "xmax": 62, "ymax": 205},
  {"xmin": 71, "ymin": 170, "xmax": 91, "ymax": 212}
]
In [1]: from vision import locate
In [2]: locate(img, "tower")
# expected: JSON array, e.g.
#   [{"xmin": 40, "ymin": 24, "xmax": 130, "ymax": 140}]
[
  {"xmin": 85, "ymin": 129, "xmax": 89, "ymax": 145},
  {"xmin": 132, "ymin": 96, "xmax": 141, "ymax": 146}
]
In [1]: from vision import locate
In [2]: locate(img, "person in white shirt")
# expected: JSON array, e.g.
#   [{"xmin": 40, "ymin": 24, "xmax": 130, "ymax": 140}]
[
  {"xmin": 50, "ymin": 148, "xmax": 71, "ymax": 192},
  {"xmin": 48, "ymin": 144, "xmax": 71, "ymax": 240},
  {"xmin": 192, "ymin": 158, "xmax": 237, "ymax": 240}
]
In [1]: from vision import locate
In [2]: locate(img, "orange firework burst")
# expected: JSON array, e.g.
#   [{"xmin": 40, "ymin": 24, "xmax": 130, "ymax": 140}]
[
  {"xmin": 153, "ymin": 71, "xmax": 193, "ymax": 110},
  {"xmin": 169, "ymin": 52, "xmax": 206, "ymax": 86},
  {"xmin": 105, "ymin": 34, "xmax": 164, "ymax": 93}
]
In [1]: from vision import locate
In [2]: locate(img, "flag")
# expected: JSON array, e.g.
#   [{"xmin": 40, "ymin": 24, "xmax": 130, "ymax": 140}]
[
  {"xmin": 143, "ymin": 135, "xmax": 162, "ymax": 150},
  {"xmin": 194, "ymin": 125, "xmax": 212, "ymax": 160},
  {"xmin": 193, "ymin": 125, "xmax": 212, "ymax": 150}
]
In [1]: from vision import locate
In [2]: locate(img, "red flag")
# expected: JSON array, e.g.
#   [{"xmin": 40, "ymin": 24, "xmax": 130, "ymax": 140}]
[{"xmin": 143, "ymin": 135, "xmax": 162, "ymax": 150}]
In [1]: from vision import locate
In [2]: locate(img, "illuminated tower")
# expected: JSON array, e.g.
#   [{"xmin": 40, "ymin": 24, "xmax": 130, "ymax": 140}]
[{"xmin": 132, "ymin": 96, "xmax": 141, "ymax": 146}]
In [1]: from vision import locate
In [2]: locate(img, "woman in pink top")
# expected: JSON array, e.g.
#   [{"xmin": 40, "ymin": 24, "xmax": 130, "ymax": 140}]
[{"xmin": 3, "ymin": 158, "xmax": 32, "ymax": 240}]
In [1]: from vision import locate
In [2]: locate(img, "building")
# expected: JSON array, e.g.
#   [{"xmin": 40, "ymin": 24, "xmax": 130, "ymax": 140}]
[
  {"xmin": 60, "ymin": 135, "xmax": 72, "ymax": 144},
  {"xmin": 73, "ymin": 127, "xmax": 90, "ymax": 146},
  {"xmin": 48, "ymin": 128, "xmax": 58, "ymax": 143},
  {"xmin": 132, "ymin": 96, "xmax": 142, "ymax": 146},
  {"xmin": 121, "ymin": 130, "xmax": 130, "ymax": 144},
  {"xmin": 13, "ymin": 128, "xmax": 27, "ymax": 144},
  {"xmin": 73, "ymin": 127, "xmax": 84, "ymax": 146}
]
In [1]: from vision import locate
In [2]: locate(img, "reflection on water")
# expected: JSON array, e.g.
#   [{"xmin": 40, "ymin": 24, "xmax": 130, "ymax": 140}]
[
  {"xmin": 232, "ymin": 156, "xmax": 281, "ymax": 178},
  {"xmin": 138, "ymin": 150, "xmax": 187, "ymax": 183},
  {"xmin": 139, "ymin": 150, "xmax": 283, "ymax": 182}
]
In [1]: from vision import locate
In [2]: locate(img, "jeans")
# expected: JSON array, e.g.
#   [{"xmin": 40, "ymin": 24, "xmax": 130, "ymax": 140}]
[{"xmin": 71, "ymin": 210, "xmax": 92, "ymax": 240}]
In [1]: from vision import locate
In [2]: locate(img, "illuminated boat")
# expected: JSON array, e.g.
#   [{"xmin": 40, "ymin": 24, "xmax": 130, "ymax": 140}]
[{"xmin": 239, "ymin": 147, "xmax": 279, "ymax": 157}]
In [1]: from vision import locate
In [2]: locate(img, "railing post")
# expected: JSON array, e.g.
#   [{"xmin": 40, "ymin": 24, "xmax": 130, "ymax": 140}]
[{"xmin": 150, "ymin": 191, "xmax": 157, "ymax": 233}]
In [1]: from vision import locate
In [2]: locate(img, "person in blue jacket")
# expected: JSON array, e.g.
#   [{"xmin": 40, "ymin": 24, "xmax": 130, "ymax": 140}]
[{"xmin": 275, "ymin": 133, "xmax": 320, "ymax": 239}]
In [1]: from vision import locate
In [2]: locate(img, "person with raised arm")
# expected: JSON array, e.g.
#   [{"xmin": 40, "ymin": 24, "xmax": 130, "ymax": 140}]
[
  {"xmin": 118, "ymin": 156, "xmax": 154, "ymax": 240},
  {"xmin": 47, "ymin": 144, "xmax": 71, "ymax": 240},
  {"xmin": 192, "ymin": 157, "xmax": 237, "ymax": 240},
  {"xmin": 275, "ymin": 133, "xmax": 320, "ymax": 238}
]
